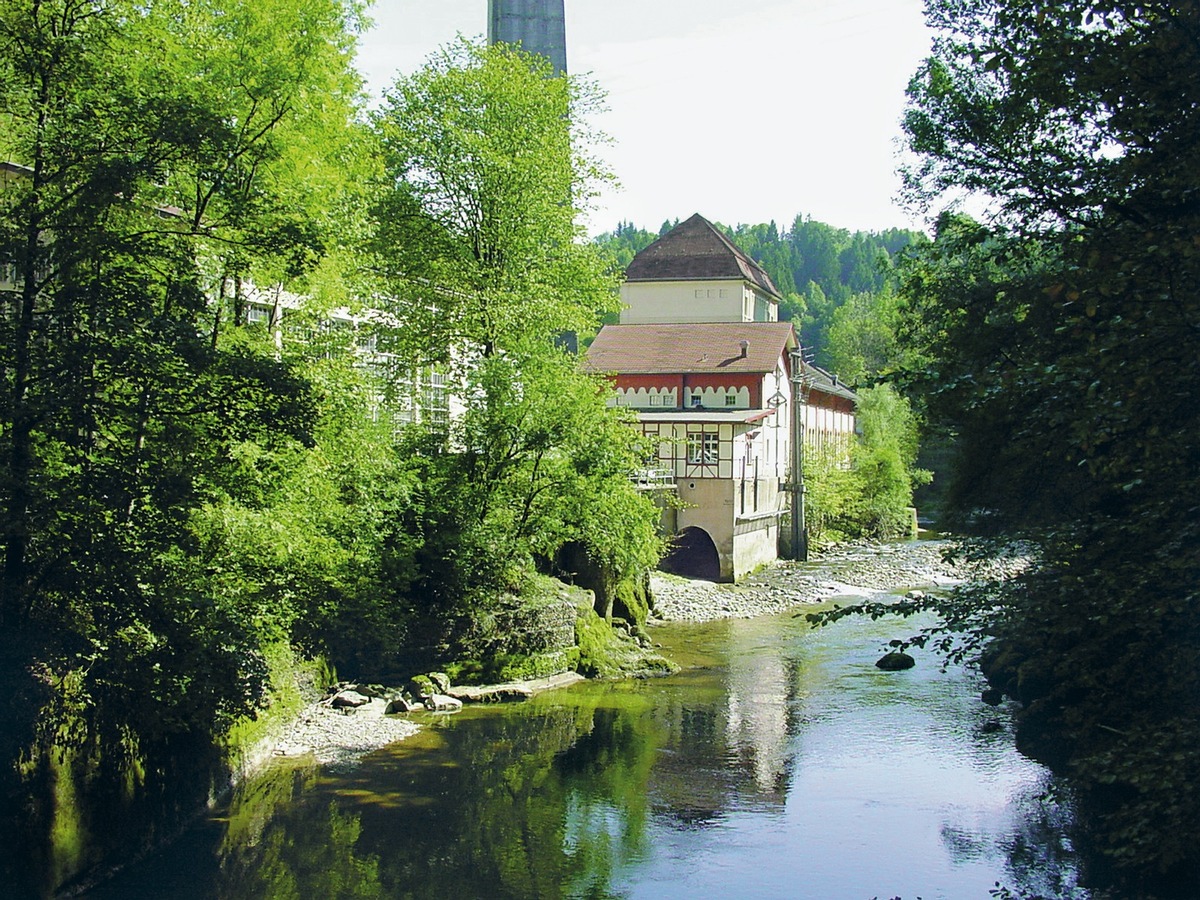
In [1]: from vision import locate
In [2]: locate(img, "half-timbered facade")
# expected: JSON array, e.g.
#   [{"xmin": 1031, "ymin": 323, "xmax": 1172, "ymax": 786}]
[{"xmin": 587, "ymin": 214, "xmax": 858, "ymax": 582}]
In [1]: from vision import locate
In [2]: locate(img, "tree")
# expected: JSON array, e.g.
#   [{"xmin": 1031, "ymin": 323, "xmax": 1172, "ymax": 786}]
[
  {"xmin": 371, "ymin": 38, "xmax": 616, "ymax": 363},
  {"xmin": 802, "ymin": 384, "xmax": 927, "ymax": 543},
  {"xmin": 367, "ymin": 40, "xmax": 662, "ymax": 656},
  {"xmin": 825, "ymin": 287, "xmax": 906, "ymax": 384},
  {"xmin": 889, "ymin": 1, "xmax": 1200, "ymax": 890},
  {"xmin": 0, "ymin": 2, "xmax": 366, "ymax": 889}
]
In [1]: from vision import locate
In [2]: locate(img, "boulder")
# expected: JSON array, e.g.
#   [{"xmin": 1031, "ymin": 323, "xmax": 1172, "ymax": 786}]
[
  {"xmin": 423, "ymin": 694, "xmax": 464, "ymax": 713},
  {"xmin": 875, "ymin": 651, "xmax": 916, "ymax": 671},
  {"xmin": 407, "ymin": 675, "xmax": 436, "ymax": 700},
  {"xmin": 385, "ymin": 696, "xmax": 415, "ymax": 714},
  {"xmin": 331, "ymin": 689, "xmax": 371, "ymax": 709},
  {"xmin": 427, "ymin": 671, "xmax": 451, "ymax": 694},
  {"xmin": 448, "ymin": 684, "xmax": 534, "ymax": 703},
  {"xmin": 981, "ymin": 687, "xmax": 1005, "ymax": 706},
  {"xmin": 353, "ymin": 683, "xmax": 390, "ymax": 699}
]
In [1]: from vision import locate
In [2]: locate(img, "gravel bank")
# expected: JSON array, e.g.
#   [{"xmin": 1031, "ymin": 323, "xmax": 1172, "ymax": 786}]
[
  {"xmin": 271, "ymin": 699, "xmax": 422, "ymax": 771},
  {"xmin": 266, "ymin": 540, "xmax": 1022, "ymax": 769},
  {"xmin": 650, "ymin": 538, "xmax": 1023, "ymax": 623}
]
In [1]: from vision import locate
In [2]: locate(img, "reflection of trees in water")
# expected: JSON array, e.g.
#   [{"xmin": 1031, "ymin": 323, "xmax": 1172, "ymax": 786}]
[
  {"xmin": 938, "ymin": 773, "xmax": 1088, "ymax": 900},
  {"xmin": 202, "ymin": 764, "xmax": 387, "ymax": 899},
  {"xmin": 213, "ymin": 698, "xmax": 664, "ymax": 899}
]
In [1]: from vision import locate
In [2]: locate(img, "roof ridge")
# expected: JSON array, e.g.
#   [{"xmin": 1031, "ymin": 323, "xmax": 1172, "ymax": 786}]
[{"xmin": 625, "ymin": 213, "xmax": 782, "ymax": 299}]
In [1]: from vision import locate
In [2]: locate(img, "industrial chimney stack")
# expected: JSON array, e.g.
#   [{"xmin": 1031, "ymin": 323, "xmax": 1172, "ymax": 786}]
[{"xmin": 487, "ymin": 0, "xmax": 567, "ymax": 74}]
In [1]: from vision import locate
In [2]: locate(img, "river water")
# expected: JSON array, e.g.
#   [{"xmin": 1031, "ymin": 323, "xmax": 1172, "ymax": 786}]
[{"xmin": 85, "ymin": 602, "xmax": 1088, "ymax": 899}]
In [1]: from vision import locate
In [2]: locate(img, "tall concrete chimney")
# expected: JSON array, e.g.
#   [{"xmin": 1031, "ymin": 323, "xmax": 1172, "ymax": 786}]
[{"xmin": 488, "ymin": 0, "xmax": 567, "ymax": 74}]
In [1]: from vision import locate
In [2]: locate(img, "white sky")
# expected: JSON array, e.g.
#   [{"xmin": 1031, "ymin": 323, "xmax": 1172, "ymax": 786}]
[{"xmin": 355, "ymin": 1, "xmax": 934, "ymax": 236}]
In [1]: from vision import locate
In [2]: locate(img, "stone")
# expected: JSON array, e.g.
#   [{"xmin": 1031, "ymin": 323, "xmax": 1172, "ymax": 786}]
[
  {"xmin": 331, "ymin": 690, "xmax": 371, "ymax": 709},
  {"xmin": 449, "ymin": 684, "xmax": 534, "ymax": 703},
  {"xmin": 407, "ymin": 675, "xmax": 435, "ymax": 700},
  {"xmin": 385, "ymin": 696, "xmax": 415, "ymax": 714},
  {"xmin": 424, "ymin": 694, "xmax": 464, "ymax": 712},
  {"xmin": 427, "ymin": 671, "xmax": 451, "ymax": 694},
  {"xmin": 980, "ymin": 720, "xmax": 1003, "ymax": 734},
  {"xmin": 875, "ymin": 651, "xmax": 916, "ymax": 671},
  {"xmin": 981, "ymin": 687, "xmax": 1005, "ymax": 706}
]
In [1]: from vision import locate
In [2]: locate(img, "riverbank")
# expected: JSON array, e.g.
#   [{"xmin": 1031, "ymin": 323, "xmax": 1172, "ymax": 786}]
[
  {"xmin": 651, "ymin": 537, "xmax": 1024, "ymax": 623},
  {"xmin": 266, "ymin": 672, "xmax": 589, "ymax": 772},
  {"xmin": 264, "ymin": 538, "xmax": 1016, "ymax": 772}
]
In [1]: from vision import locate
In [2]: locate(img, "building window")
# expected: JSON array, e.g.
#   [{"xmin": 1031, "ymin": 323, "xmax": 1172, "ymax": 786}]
[
  {"xmin": 724, "ymin": 393, "xmax": 738, "ymax": 407},
  {"xmin": 687, "ymin": 432, "xmax": 719, "ymax": 465},
  {"xmin": 649, "ymin": 394, "xmax": 661, "ymax": 406},
  {"xmin": 246, "ymin": 305, "xmax": 271, "ymax": 325}
]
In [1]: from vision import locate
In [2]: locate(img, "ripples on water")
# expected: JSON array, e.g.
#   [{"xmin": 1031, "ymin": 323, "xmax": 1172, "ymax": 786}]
[{"xmin": 86, "ymin": 604, "xmax": 1089, "ymax": 899}]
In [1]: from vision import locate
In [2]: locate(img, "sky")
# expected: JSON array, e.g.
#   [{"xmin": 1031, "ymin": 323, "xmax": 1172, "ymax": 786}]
[{"xmin": 355, "ymin": 1, "xmax": 935, "ymax": 237}]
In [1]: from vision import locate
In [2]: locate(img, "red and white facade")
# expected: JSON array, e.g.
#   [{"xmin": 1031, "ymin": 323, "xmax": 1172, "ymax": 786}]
[{"xmin": 587, "ymin": 215, "xmax": 858, "ymax": 581}]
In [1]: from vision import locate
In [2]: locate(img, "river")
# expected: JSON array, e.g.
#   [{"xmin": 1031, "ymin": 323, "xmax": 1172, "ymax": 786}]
[{"xmin": 83, "ymin": 583, "xmax": 1089, "ymax": 899}]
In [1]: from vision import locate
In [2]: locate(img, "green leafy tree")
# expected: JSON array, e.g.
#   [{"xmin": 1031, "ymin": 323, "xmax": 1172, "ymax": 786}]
[
  {"xmin": 0, "ymin": 1, "xmax": 366, "ymax": 890},
  {"xmin": 371, "ymin": 38, "xmax": 616, "ymax": 362},
  {"xmin": 377, "ymin": 345, "xmax": 662, "ymax": 667},
  {"xmin": 367, "ymin": 40, "xmax": 661, "ymax": 660},
  {"xmin": 881, "ymin": 0, "xmax": 1200, "ymax": 889},
  {"xmin": 803, "ymin": 384, "xmax": 927, "ymax": 543},
  {"xmin": 825, "ymin": 287, "xmax": 908, "ymax": 384}
]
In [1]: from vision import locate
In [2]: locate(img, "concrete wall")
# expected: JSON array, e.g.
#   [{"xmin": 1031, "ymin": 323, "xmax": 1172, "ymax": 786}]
[
  {"xmin": 674, "ymin": 477, "xmax": 782, "ymax": 581},
  {"xmin": 732, "ymin": 514, "xmax": 781, "ymax": 581},
  {"xmin": 676, "ymin": 477, "xmax": 736, "ymax": 580}
]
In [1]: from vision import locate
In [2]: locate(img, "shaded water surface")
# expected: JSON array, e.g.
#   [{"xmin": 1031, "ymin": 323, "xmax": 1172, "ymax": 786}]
[{"xmin": 86, "ymin": 607, "xmax": 1087, "ymax": 899}]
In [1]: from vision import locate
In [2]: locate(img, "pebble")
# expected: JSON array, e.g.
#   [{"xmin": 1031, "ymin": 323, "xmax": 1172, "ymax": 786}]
[
  {"xmin": 265, "ymin": 540, "xmax": 1028, "ymax": 770},
  {"xmin": 271, "ymin": 698, "xmax": 421, "ymax": 771},
  {"xmin": 650, "ymin": 539, "xmax": 1028, "ymax": 624}
]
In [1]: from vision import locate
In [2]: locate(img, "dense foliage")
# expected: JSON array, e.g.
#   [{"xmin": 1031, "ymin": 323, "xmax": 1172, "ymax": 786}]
[
  {"xmin": 0, "ymin": 9, "xmax": 662, "ymax": 892},
  {"xmin": 0, "ymin": 0, "xmax": 365, "ymax": 735},
  {"xmin": 802, "ymin": 384, "xmax": 928, "ymax": 544},
  {"xmin": 835, "ymin": 1, "xmax": 1200, "ymax": 893},
  {"xmin": 365, "ymin": 41, "xmax": 662, "ymax": 667}
]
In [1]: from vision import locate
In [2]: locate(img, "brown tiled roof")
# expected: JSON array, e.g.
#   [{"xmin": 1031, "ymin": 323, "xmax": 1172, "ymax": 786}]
[
  {"xmin": 803, "ymin": 363, "xmax": 859, "ymax": 402},
  {"xmin": 584, "ymin": 322, "xmax": 798, "ymax": 375},
  {"xmin": 625, "ymin": 213, "xmax": 782, "ymax": 299}
]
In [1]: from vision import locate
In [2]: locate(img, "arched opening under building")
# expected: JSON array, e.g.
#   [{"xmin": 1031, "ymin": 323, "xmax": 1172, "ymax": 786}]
[{"xmin": 659, "ymin": 527, "xmax": 721, "ymax": 581}]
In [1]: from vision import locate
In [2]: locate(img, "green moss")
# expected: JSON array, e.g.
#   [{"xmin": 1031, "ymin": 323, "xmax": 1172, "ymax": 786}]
[
  {"xmin": 574, "ymin": 607, "xmax": 620, "ymax": 678},
  {"xmin": 225, "ymin": 642, "xmax": 331, "ymax": 766},
  {"xmin": 407, "ymin": 675, "xmax": 435, "ymax": 699},
  {"xmin": 573, "ymin": 603, "xmax": 675, "ymax": 679},
  {"xmin": 612, "ymin": 577, "xmax": 650, "ymax": 630},
  {"xmin": 445, "ymin": 659, "xmax": 485, "ymax": 685},
  {"xmin": 48, "ymin": 748, "xmax": 90, "ymax": 894}
]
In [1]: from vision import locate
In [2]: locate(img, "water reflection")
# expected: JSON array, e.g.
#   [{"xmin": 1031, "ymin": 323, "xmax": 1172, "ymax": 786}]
[{"xmin": 87, "ymin": 607, "xmax": 1088, "ymax": 899}]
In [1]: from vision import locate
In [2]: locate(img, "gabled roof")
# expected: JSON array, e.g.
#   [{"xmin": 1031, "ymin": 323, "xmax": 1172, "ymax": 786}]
[
  {"xmin": 584, "ymin": 322, "xmax": 797, "ymax": 375},
  {"xmin": 625, "ymin": 213, "xmax": 782, "ymax": 300},
  {"xmin": 803, "ymin": 363, "xmax": 859, "ymax": 403}
]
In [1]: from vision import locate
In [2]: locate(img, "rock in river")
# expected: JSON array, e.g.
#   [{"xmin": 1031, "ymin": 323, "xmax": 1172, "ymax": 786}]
[{"xmin": 875, "ymin": 651, "xmax": 916, "ymax": 671}]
